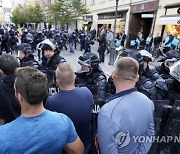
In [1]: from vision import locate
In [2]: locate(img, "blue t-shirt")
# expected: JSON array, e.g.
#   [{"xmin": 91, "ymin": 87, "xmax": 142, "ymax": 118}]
[
  {"xmin": 46, "ymin": 87, "xmax": 93, "ymax": 148},
  {"xmin": 0, "ymin": 110, "xmax": 78, "ymax": 154},
  {"xmin": 98, "ymin": 88, "xmax": 155, "ymax": 154}
]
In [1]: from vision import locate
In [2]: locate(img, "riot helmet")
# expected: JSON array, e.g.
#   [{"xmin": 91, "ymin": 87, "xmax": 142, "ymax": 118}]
[
  {"xmin": 139, "ymin": 50, "xmax": 153, "ymax": 62},
  {"xmin": 169, "ymin": 60, "xmax": 180, "ymax": 82},
  {"xmin": 164, "ymin": 50, "xmax": 180, "ymax": 68},
  {"xmin": 17, "ymin": 43, "xmax": 33, "ymax": 60},
  {"xmin": 37, "ymin": 39, "xmax": 57, "ymax": 53},
  {"xmin": 17, "ymin": 43, "xmax": 33, "ymax": 55},
  {"xmin": 139, "ymin": 50, "xmax": 153, "ymax": 71},
  {"xmin": 119, "ymin": 50, "xmax": 144, "ymax": 75},
  {"xmin": 37, "ymin": 39, "xmax": 58, "ymax": 60},
  {"xmin": 23, "ymin": 28, "xmax": 28, "ymax": 34},
  {"xmin": 77, "ymin": 52, "xmax": 100, "ymax": 73}
]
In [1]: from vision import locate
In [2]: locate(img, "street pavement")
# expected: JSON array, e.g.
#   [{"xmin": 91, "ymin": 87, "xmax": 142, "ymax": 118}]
[
  {"xmin": 60, "ymin": 41, "xmax": 114, "ymax": 77},
  {"xmin": 33, "ymin": 40, "xmax": 161, "ymax": 77},
  {"xmin": 59, "ymin": 41, "xmax": 161, "ymax": 77}
]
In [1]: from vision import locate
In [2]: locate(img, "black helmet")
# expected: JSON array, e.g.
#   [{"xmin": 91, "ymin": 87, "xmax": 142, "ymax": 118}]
[
  {"xmin": 139, "ymin": 50, "xmax": 153, "ymax": 62},
  {"xmin": 120, "ymin": 50, "xmax": 144, "ymax": 74},
  {"xmin": 164, "ymin": 50, "xmax": 180, "ymax": 60},
  {"xmin": 120, "ymin": 50, "xmax": 144, "ymax": 64},
  {"xmin": 163, "ymin": 50, "xmax": 180, "ymax": 68},
  {"xmin": 78, "ymin": 52, "xmax": 100, "ymax": 69},
  {"xmin": 17, "ymin": 43, "xmax": 33, "ymax": 55},
  {"xmin": 169, "ymin": 60, "xmax": 180, "ymax": 82}
]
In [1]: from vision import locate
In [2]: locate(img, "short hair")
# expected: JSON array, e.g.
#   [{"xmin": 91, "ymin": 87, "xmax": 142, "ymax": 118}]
[
  {"xmin": 0, "ymin": 53, "xmax": 19, "ymax": 75},
  {"xmin": 56, "ymin": 63, "xmax": 75, "ymax": 86},
  {"xmin": 115, "ymin": 57, "xmax": 139, "ymax": 81},
  {"xmin": 15, "ymin": 67, "xmax": 48, "ymax": 105}
]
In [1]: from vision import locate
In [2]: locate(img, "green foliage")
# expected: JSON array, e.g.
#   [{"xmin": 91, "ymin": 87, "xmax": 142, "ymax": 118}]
[
  {"xmin": 11, "ymin": 3, "xmax": 44, "ymax": 25},
  {"xmin": 47, "ymin": 0, "xmax": 89, "ymax": 28},
  {"xmin": 11, "ymin": 5, "xmax": 26, "ymax": 25},
  {"xmin": 26, "ymin": 3, "xmax": 44, "ymax": 24}
]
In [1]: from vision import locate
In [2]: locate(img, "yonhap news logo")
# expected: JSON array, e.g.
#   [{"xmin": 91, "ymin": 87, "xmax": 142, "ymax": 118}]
[
  {"xmin": 115, "ymin": 131, "xmax": 180, "ymax": 149},
  {"xmin": 133, "ymin": 135, "xmax": 180, "ymax": 143},
  {"xmin": 115, "ymin": 131, "xmax": 130, "ymax": 148}
]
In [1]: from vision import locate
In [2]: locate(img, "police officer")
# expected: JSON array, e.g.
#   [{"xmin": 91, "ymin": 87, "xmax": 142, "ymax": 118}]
[
  {"xmin": 75, "ymin": 52, "xmax": 107, "ymax": 100},
  {"xmin": 0, "ymin": 28, "xmax": 9, "ymax": 53},
  {"xmin": 8, "ymin": 29, "xmax": 18, "ymax": 53},
  {"xmin": 139, "ymin": 50, "xmax": 159, "ymax": 80},
  {"xmin": 168, "ymin": 60, "xmax": 180, "ymax": 101},
  {"xmin": 84, "ymin": 33, "xmax": 94, "ymax": 54},
  {"xmin": 156, "ymin": 50, "xmax": 180, "ymax": 79},
  {"xmin": 97, "ymin": 30, "xmax": 107, "ymax": 63},
  {"xmin": 108, "ymin": 50, "xmax": 168, "ymax": 100},
  {"xmin": 17, "ymin": 43, "xmax": 39, "ymax": 68},
  {"xmin": 156, "ymin": 50, "xmax": 180, "ymax": 102},
  {"xmin": 38, "ymin": 39, "xmax": 66, "ymax": 71},
  {"xmin": 38, "ymin": 39, "xmax": 66, "ymax": 86},
  {"xmin": 79, "ymin": 32, "xmax": 86, "ymax": 51}
]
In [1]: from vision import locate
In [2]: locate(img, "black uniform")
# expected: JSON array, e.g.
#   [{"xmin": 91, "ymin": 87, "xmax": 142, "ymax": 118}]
[
  {"xmin": 76, "ymin": 52, "xmax": 107, "ymax": 100},
  {"xmin": 20, "ymin": 55, "xmax": 39, "ymax": 68},
  {"xmin": 76, "ymin": 67, "xmax": 107, "ymax": 100},
  {"xmin": 39, "ymin": 53, "xmax": 66, "ymax": 71},
  {"xmin": 97, "ymin": 33, "xmax": 107, "ymax": 63},
  {"xmin": 0, "ymin": 74, "xmax": 21, "ymax": 123}
]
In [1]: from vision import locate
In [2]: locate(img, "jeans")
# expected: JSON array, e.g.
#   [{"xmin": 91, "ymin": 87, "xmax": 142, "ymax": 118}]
[
  {"xmin": 144, "ymin": 44, "xmax": 151, "ymax": 52},
  {"xmin": 69, "ymin": 43, "xmax": 74, "ymax": 53},
  {"xmin": 136, "ymin": 40, "xmax": 141, "ymax": 49}
]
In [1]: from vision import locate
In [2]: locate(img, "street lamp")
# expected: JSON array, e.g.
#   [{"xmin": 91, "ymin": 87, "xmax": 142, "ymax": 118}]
[{"xmin": 108, "ymin": 0, "xmax": 119, "ymax": 65}]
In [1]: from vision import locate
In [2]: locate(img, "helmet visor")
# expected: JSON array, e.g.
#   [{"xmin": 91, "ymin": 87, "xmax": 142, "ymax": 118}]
[
  {"xmin": 169, "ymin": 60, "xmax": 180, "ymax": 82},
  {"xmin": 77, "ymin": 56, "xmax": 91, "ymax": 67}
]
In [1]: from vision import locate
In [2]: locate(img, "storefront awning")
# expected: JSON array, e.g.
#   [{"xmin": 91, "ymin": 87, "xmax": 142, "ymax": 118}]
[{"xmin": 156, "ymin": 15, "xmax": 180, "ymax": 25}]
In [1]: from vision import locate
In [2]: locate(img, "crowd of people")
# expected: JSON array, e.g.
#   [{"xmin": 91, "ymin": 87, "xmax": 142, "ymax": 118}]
[
  {"xmin": 133, "ymin": 30, "xmax": 180, "ymax": 55},
  {"xmin": 0, "ymin": 24, "xmax": 180, "ymax": 153}
]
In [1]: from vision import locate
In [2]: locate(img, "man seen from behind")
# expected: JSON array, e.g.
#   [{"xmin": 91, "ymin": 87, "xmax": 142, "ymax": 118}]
[{"xmin": 0, "ymin": 66, "xmax": 84, "ymax": 154}]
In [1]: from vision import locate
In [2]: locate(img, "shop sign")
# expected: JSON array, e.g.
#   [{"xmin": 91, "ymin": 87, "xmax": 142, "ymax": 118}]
[
  {"xmin": 141, "ymin": 14, "xmax": 154, "ymax": 18},
  {"xmin": 131, "ymin": 1, "xmax": 158, "ymax": 13},
  {"xmin": 98, "ymin": 12, "xmax": 123, "ymax": 20},
  {"xmin": 84, "ymin": 15, "xmax": 93, "ymax": 21}
]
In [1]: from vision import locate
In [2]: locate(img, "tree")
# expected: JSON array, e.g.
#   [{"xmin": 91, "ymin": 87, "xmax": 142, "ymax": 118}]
[
  {"xmin": 11, "ymin": 3, "xmax": 44, "ymax": 27},
  {"xmin": 26, "ymin": 3, "xmax": 44, "ymax": 27},
  {"xmin": 47, "ymin": 0, "xmax": 89, "ymax": 30},
  {"xmin": 11, "ymin": 5, "xmax": 27, "ymax": 26}
]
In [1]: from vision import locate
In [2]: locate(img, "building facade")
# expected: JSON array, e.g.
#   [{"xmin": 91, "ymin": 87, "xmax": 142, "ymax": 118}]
[
  {"xmin": 154, "ymin": 1, "xmax": 180, "ymax": 38},
  {"xmin": 80, "ymin": 0, "xmax": 130, "ymax": 35},
  {"xmin": 3, "ymin": 7, "xmax": 12, "ymax": 25},
  {"xmin": 0, "ymin": 0, "xmax": 4, "ymax": 25},
  {"xmin": 81, "ymin": 0, "xmax": 180, "ymax": 46},
  {"xmin": 80, "ymin": 0, "xmax": 160, "ymax": 45},
  {"xmin": 128, "ymin": 0, "xmax": 159, "ymax": 44}
]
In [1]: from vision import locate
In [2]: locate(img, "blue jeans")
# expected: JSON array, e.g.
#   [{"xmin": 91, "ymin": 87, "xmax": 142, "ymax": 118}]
[
  {"xmin": 69, "ymin": 43, "xmax": 74, "ymax": 53},
  {"xmin": 136, "ymin": 40, "xmax": 141, "ymax": 49},
  {"xmin": 144, "ymin": 44, "xmax": 151, "ymax": 52}
]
